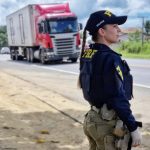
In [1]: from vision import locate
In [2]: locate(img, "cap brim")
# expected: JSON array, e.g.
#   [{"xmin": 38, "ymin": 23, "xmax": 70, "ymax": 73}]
[{"xmin": 108, "ymin": 16, "xmax": 127, "ymax": 25}]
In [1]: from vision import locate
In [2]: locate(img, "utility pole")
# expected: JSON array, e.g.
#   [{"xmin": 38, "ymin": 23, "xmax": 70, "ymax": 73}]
[
  {"xmin": 141, "ymin": 17, "xmax": 144, "ymax": 47},
  {"xmin": 139, "ymin": 16, "xmax": 145, "ymax": 49}
]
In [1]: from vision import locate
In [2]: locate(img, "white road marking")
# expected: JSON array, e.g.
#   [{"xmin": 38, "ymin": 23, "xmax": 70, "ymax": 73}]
[
  {"xmin": 134, "ymin": 83, "xmax": 150, "ymax": 89},
  {"xmin": 33, "ymin": 65, "xmax": 150, "ymax": 89},
  {"xmin": 130, "ymin": 65, "xmax": 150, "ymax": 69},
  {"xmin": 33, "ymin": 65, "xmax": 79, "ymax": 75}
]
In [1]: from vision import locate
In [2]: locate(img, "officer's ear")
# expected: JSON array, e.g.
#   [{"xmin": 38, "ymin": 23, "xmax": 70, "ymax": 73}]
[{"xmin": 98, "ymin": 28, "xmax": 105, "ymax": 36}]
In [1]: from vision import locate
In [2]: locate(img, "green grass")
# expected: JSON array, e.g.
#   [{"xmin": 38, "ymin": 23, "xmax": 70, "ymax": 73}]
[
  {"xmin": 117, "ymin": 51, "xmax": 150, "ymax": 59},
  {"xmin": 116, "ymin": 41, "xmax": 150, "ymax": 59}
]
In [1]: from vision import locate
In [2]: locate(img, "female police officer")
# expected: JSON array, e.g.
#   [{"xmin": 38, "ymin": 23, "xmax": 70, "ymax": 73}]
[{"xmin": 79, "ymin": 10, "xmax": 142, "ymax": 150}]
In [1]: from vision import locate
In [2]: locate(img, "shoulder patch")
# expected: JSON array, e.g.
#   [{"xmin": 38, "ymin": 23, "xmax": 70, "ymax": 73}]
[
  {"xmin": 82, "ymin": 49, "xmax": 97, "ymax": 59},
  {"xmin": 116, "ymin": 65, "xmax": 124, "ymax": 81}
]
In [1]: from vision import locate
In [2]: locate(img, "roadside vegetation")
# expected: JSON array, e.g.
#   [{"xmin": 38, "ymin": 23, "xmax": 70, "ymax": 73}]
[
  {"xmin": 117, "ymin": 20, "xmax": 150, "ymax": 59},
  {"xmin": 0, "ymin": 25, "xmax": 8, "ymax": 48},
  {"xmin": 117, "ymin": 40, "xmax": 150, "ymax": 59}
]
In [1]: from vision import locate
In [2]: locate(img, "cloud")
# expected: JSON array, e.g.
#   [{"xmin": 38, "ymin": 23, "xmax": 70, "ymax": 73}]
[
  {"xmin": 125, "ymin": 17, "xmax": 142, "ymax": 28},
  {"xmin": 0, "ymin": 0, "xmax": 66, "ymax": 25},
  {"xmin": 0, "ymin": 0, "xmax": 98, "ymax": 26},
  {"xmin": 96, "ymin": 0, "xmax": 150, "ymax": 28},
  {"xmin": 0, "ymin": 0, "xmax": 150, "ymax": 28},
  {"xmin": 100, "ymin": 0, "xmax": 128, "ymax": 8},
  {"xmin": 70, "ymin": 0, "xmax": 97, "ymax": 20},
  {"xmin": 124, "ymin": 0, "xmax": 150, "ymax": 16}
]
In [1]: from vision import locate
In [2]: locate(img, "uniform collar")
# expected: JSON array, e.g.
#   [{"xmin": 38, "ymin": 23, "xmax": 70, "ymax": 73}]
[{"xmin": 89, "ymin": 43, "xmax": 122, "ymax": 56}]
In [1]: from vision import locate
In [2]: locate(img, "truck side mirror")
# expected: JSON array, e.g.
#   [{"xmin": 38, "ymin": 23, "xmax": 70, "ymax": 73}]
[{"xmin": 79, "ymin": 23, "xmax": 83, "ymax": 31}]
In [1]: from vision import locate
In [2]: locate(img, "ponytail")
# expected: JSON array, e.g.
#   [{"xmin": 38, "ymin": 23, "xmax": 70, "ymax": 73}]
[
  {"xmin": 80, "ymin": 28, "xmax": 87, "ymax": 58},
  {"xmin": 77, "ymin": 28, "xmax": 87, "ymax": 89}
]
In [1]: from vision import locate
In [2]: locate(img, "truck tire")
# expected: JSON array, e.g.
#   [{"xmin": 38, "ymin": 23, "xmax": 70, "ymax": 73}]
[
  {"xmin": 26, "ymin": 48, "xmax": 30, "ymax": 62},
  {"xmin": 30, "ymin": 48, "xmax": 35, "ymax": 63},
  {"xmin": 71, "ymin": 58, "xmax": 78, "ymax": 63},
  {"xmin": 10, "ymin": 52, "xmax": 15, "ymax": 60},
  {"xmin": 17, "ymin": 56, "xmax": 23, "ymax": 60},
  {"xmin": 40, "ymin": 49, "xmax": 48, "ymax": 64},
  {"xmin": 19, "ymin": 56, "xmax": 23, "ymax": 60},
  {"xmin": 15, "ymin": 53, "xmax": 18, "ymax": 60}
]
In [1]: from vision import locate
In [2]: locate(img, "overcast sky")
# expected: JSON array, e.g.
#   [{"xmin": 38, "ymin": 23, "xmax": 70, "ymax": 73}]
[{"xmin": 0, "ymin": 0, "xmax": 150, "ymax": 28}]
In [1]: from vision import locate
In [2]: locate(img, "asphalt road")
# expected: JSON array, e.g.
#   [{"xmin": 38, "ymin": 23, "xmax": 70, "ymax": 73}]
[{"xmin": 0, "ymin": 54, "xmax": 150, "ymax": 88}]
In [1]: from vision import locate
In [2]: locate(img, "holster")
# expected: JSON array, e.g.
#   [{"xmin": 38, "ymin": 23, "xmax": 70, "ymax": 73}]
[
  {"xmin": 113, "ymin": 120, "xmax": 126, "ymax": 138},
  {"xmin": 113, "ymin": 120, "xmax": 143, "ymax": 150},
  {"xmin": 100, "ymin": 104, "xmax": 116, "ymax": 121},
  {"xmin": 113, "ymin": 120, "xmax": 130, "ymax": 150}
]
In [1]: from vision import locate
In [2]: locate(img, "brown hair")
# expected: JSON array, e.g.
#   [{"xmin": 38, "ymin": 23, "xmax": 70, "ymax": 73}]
[
  {"xmin": 80, "ymin": 28, "xmax": 99, "ymax": 59},
  {"xmin": 92, "ymin": 25, "xmax": 106, "ymax": 42},
  {"xmin": 80, "ymin": 28, "xmax": 87, "ymax": 59},
  {"xmin": 92, "ymin": 32, "xmax": 99, "ymax": 42},
  {"xmin": 77, "ymin": 28, "xmax": 87, "ymax": 88}
]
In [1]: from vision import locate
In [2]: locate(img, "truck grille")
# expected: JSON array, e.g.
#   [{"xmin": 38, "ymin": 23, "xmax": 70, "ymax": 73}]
[{"xmin": 54, "ymin": 38, "xmax": 74, "ymax": 56}]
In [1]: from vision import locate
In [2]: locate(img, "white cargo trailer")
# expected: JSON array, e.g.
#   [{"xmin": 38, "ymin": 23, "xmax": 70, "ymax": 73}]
[
  {"xmin": 6, "ymin": 5, "xmax": 36, "ymax": 47},
  {"xmin": 6, "ymin": 4, "xmax": 81, "ymax": 63}
]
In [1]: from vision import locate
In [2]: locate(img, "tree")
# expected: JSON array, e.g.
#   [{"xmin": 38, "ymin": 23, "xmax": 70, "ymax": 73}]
[
  {"xmin": 0, "ymin": 26, "xmax": 7, "ymax": 33},
  {"xmin": 0, "ymin": 25, "xmax": 8, "ymax": 47},
  {"xmin": 144, "ymin": 20, "xmax": 150, "ymax": 35}
]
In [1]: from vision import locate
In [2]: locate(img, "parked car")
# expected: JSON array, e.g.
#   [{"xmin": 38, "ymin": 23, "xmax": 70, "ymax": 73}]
[{"xmin": 0, "ymin": 47, "xmax": 10, "ymax": 54}]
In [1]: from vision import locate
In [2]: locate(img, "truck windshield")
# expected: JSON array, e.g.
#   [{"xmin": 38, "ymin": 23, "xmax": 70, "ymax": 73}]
[{"xmin": 48, "ymin": 18, "xmax": 78, "ymax": 34}]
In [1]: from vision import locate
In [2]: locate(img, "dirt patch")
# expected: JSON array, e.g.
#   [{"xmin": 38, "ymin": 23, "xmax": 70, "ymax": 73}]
[
  {"xmin": 0, "ymin": 72, "xmax": 88, "ymax": 150},
  {"xmin": 0, "ymin": 71, "xmax": 149, "ymax": 150}
]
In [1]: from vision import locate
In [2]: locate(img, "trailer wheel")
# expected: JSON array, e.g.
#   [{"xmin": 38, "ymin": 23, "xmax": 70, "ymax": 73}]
[
  {"xmin": 15, "ymin": 53, "xmax": 18, "ymax": 60},
  {"xmin": 30, "ymin": 48, "xmax": 35, "ymax": 63},
  {"xmin": 10, "ymin": 52, "xmax": 15, "ymax": 60},
  {"xmin": 70, "ymin": 58, "xmax": 78, "ymax": 63},
  {"xmin": 19, "ymin": 56, "xmax": 23, "ymax": 60},
  {"xmin": 26, "ymin": 48, "xmax": 30, "ymax": 62}
]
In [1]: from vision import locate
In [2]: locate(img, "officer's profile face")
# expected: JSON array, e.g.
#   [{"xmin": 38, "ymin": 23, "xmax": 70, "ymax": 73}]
[{"xmin": 98, "ymin": 24, "xmax": 121, "ymax": 45}]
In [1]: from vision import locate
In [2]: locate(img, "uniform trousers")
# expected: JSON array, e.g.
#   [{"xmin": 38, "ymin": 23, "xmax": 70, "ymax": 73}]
[{"xmin": 83, "ymin": 108, "xmax": 117, "ymax": 150}]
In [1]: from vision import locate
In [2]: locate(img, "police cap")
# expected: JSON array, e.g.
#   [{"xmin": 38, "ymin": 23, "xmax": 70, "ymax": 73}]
[{"xmin": 85, "ymin": 10, "xmax": 127, "ymax": 36}]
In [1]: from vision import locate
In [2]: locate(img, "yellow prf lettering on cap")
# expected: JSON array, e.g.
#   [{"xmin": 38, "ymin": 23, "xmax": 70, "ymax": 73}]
[
  {"xmin": 116, "ymin": 65, "xmax": 124, "ymax": 80},
  {"xmin": 104, "ymin": 10, "xmax": 112, "ymax": 17}
]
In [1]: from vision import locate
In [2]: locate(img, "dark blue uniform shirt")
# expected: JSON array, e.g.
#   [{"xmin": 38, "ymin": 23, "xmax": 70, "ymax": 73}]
[{"xmin": 80, "ymin": 43, "xmax": 137, "ymax": 132}]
